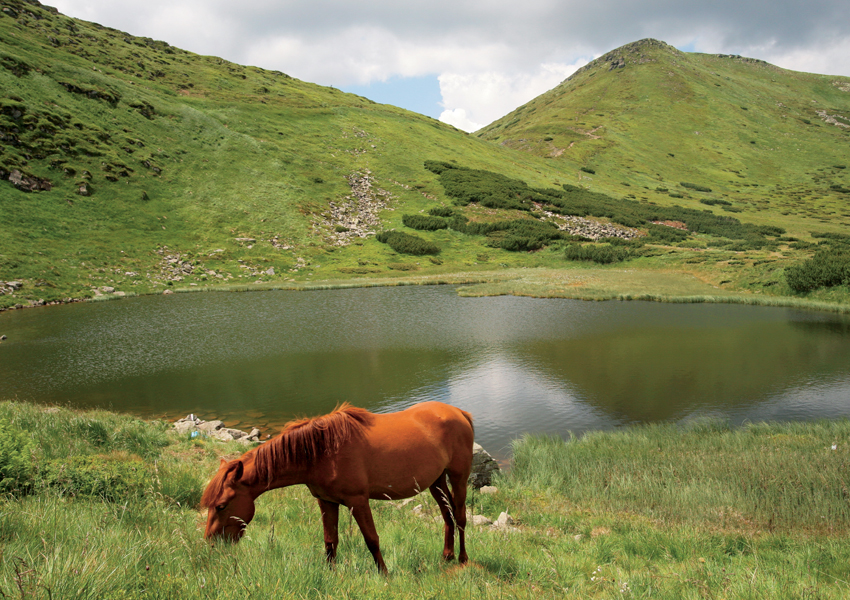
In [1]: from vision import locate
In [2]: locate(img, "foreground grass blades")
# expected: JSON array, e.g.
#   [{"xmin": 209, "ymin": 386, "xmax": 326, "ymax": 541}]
[{"xmin": 2, "ymin": 400, "xmax": 850, "ymax": 598}]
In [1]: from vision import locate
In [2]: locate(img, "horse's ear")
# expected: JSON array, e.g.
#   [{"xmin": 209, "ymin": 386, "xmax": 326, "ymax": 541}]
[
  {"xmin": 225, "ymin": 460, "xmax": 244, "ymax": 483},
  {"xmin": 220, "ymin": 458, "xmax": 228, "ymax": 467}
]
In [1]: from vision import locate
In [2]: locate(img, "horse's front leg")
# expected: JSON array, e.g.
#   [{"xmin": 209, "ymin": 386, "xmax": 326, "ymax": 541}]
[
  {"xmin": 317, "ymin": 499, "xmax": 340, "ymax": 564},
  {"xmin": 348, "ymin": 498, "xmax": 388, "ymax": 574}
]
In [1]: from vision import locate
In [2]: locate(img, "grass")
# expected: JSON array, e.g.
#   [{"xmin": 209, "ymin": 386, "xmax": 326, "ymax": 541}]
[
  {"xmin": 2, "ymin": 13, "xmax": 850, "ymax": 311},
  {"xmin": 3, "ymin": 400, "xmax": 850, "ymax": 598}
]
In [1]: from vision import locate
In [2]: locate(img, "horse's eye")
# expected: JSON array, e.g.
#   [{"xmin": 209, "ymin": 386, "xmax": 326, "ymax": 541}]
[{"xmin": 216, "ymin": 504, "xmax": 227, "ymax": 512}]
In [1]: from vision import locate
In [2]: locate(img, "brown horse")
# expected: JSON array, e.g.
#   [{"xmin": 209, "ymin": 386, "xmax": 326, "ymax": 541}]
[{"xmin": 201, "ymin": 401, "xmax": 474, "ymax": 573}]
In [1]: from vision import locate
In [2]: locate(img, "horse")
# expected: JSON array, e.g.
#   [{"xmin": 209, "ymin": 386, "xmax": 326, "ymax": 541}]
[{"xmin": 201, "ymin": 401, "xmax": 474, "ymax": 574}]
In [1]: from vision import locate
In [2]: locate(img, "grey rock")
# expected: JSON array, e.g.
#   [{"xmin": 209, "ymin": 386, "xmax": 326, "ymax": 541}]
[
  {"xmin": 197, "ymin": 420, "xmax": 224, "ymax": 432},
  {"xmin": 472, "ymin": 515, "xmax": 493, "ymax": 526},
  {"xmin": 470, "ymin": 443, "xmax": 500, "ymax": 488},
  {"xmin": 479, "ymin": 485, "xmax": 499, "ymax": 495}
]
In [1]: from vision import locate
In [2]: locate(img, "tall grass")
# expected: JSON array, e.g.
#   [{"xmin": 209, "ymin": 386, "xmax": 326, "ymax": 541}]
[{"xmin": 3, "ymin": 401, "xmax": 850, "ymax": 598}]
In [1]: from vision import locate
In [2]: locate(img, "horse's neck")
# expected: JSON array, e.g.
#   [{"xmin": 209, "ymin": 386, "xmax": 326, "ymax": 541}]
[{"xmin": 243, "ymin": 453, "xmax": 310, "ymax": 499}]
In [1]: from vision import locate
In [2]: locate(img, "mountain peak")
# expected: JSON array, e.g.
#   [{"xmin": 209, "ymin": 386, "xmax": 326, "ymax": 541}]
[{"xmin": 564, "ymin": 38, "xmax": 681, "ymax": 83}]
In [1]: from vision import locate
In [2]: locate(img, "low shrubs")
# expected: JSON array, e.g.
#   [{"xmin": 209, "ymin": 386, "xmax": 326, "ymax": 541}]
[
  {"xmin": 376, "ymin": 231, "xmax": 440, "ymax": 255},
  {"xmin": 785, "ymin": 248, "xmax": 850, "ymax": 293},
  {"xmin": 427, "ymin": 206, "xmax": 455, "ymax": 218},
  {"xmin": 700, "ymin": 198, "xmax": 731, "ymax": 206},
  {"xmin": 0, "ymin": 417, "xmax": 36, "ymax": 494},
  {"xmin": 564, "ymin": 244, "xmax": 632, "ymax": 264},
  {"xmin": 401, "ymin": 214, "xmax": 448, "ymax": 231},
  {"xmin": 681, "ymin": 182, "xmax": 713, "ymax": 192},
  {"xmin": 41, "ymin": 453, "xmax": 148, "ymax": 501}
]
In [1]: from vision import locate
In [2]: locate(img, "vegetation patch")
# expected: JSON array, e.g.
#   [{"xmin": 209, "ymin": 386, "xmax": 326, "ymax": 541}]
[
  {"xmin": 564, "ymin": 243, "xmax": 632, "ymax": 264},
  {"xmin": 401, "ymin": 214, "xmax": 448, "ymax": 231},
  {"xmin": 375, "ymin": 231, "xmax": 440, "ymax": 255}
]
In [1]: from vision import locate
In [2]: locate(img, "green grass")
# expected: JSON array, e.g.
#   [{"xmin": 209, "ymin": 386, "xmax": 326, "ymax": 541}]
[
  {"xmin": 2, "ymin": 12, "xmax": 850, "ymax": 311},
  {"xmin": 3, "ymin": 400, "xmax": 850, "ymax": 598}
]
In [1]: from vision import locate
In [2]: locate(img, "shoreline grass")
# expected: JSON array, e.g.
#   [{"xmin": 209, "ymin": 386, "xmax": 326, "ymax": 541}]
[
  {"xmin": 6, "ymin": 266, "xmax": 849, "ymax": 318},
  {"xmin": 2, "ymin": 401, "xmax": 850, "ymax": 598}
]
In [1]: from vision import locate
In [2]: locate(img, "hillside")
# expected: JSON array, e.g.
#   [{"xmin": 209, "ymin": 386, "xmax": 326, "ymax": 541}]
[
  {"xmin": 0, "ymin": 0, "xmax": 576, "ymax": 306},
  {"xmin": 2, "ymin": 9, "xmax": 850, "ymax": 309},
  {"xmin": 478, "ymin": 39, "xmax": 850, "ymax": 229}
]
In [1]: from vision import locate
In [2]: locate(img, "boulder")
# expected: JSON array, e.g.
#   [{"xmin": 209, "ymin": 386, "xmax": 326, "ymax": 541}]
[
  {"xmin": 197, "ymin": 420, "xmax": 224, "ymax": 432},
  {"xmin": 470, "ymin": 443, "xmax": 500, "ymax": 488}
]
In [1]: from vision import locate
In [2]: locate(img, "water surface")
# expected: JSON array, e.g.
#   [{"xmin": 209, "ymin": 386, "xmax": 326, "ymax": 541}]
[{"xmin": 3, "ymin": 286, "xmax": 850, "ymax": 458}]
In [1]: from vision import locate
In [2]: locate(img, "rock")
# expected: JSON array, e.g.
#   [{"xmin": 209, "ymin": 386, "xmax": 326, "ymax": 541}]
[
  {"xmin": 112, "ymin": 291, "xmax": 126, "ymax": 297},
  {"xmin": 162, "ymin": 289, "xmax": 173, "ymax": 295},
  {"xmin": 472, "ymin": 515, "xmax": 493, "ymax": 526},
  {"xmin": 265, "ymin": 267, "xmax": 275, "ymax": 276},
  {"xmin": 479, "ymin": 485, "xmax": 499, "ymax": 494},
  {"xmin": 100, "ymin": 286, "xmax": 114, "ymax": 294},
  {"xmin": 197, "ymin": 420, "xmax": 224, "ymax": 432},
  {"xmin": 174, "ymin": 420, "xmax": 196, "ymax": 435},
  {"xmin": 470, "ymin": 443, "xmax": 500, "ymax": 488},
  {"xmin": 491, "ymin": 512, "xmax": 518, "ymax": 531},
  {"xmin": 0, "ymin": 335, "xmax": 7, "ymax": 341}
]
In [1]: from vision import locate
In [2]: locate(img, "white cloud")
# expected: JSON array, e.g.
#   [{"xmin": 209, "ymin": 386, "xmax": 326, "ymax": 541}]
[
  {"xmin": 47, "ymin": 0, "xmax": 850, "ymax": 129},
  {"xmin": 438, "ymin": 61, "xmax": 588, "ymax": 132},
  {"xmin": 439, "ymin": 108, "xmax": 483, "ymax": 133}
]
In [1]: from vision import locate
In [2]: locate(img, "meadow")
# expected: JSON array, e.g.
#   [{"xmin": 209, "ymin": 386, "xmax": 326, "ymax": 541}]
[{"xmin": 2, "ymin": 400, "xmax": 850, "ymax": 599}]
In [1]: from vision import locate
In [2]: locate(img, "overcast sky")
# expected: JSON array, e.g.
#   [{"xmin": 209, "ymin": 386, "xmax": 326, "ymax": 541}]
[{"xmin": 49, "ymin": 0, "xmax": 850, "ymax": 132}]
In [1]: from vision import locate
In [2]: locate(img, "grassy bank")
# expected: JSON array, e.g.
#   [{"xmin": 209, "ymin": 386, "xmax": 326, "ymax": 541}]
[{"xmin": 2, "ymin": 401, "xmax": 850, "ymax": 598}]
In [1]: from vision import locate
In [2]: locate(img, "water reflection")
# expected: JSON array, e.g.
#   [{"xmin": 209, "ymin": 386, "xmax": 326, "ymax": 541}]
[{"xmin": 2, "ymin": 286, "xmax": 850, "ymax": 458}]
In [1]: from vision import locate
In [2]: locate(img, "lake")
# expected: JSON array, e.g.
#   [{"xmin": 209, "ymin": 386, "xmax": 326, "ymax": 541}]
[{"xmin": 3, "ymin": 285, "xmax": 850, "ymax": 459}]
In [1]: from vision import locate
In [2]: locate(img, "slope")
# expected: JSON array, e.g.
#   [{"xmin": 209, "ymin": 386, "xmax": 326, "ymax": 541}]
[
  {"xmin": 477, "ymin": 39, "xmax": 850, "ymax": 231},
  {"xmin": 0, "ymin": 0, "xmax": 576, "ymax": 306}
]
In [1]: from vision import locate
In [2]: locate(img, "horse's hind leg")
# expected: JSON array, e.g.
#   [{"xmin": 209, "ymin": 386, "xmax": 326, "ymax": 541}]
[
  {"xmin": 447, "ymin": 467, "xmax": 470, "ymax": 564},
  {"xmin": 317, "ymin": 499, "xmax": 340, "ymax": 564},
  {"xmin": 429, "ymin": 473, "xmax": 457, "ymax": 562}
]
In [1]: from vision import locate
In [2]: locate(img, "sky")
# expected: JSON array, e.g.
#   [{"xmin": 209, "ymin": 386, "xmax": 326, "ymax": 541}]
[{"xmin": 48, "ymin": 0, "xmax": 850, "ymax": 132}]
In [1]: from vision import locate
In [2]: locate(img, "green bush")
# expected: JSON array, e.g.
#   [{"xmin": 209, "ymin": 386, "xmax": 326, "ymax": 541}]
[
  {"xmin": 681, "ymin": 182, "xmax": 713, "ymax": 192},
  {"xmin": 580, "ymin": 166, "xmax": 596, "ymax": 174},
  {"xmin": 375, "ymin": 231, "xmax": 440, "ymax": 255},
  {"xmin": 785, "ymin": 249, "xmax": 850, "ymax": 293},
  {"xmin": 564, "ymin": 244, "xmax": 631, "ymax": 264},
  {"xmin": 0, "ymin": 418, "xmax": 36, "ymax": 495},
  {"xmin": 427, "ymin": 206, "xmax": 455, "ymax": 218},
  {"xmin": 41, "ymin": 454, "xmax": 149, "ymax": 501},
  {"xmin": 401, "ymin": 214, "xmax": 448, "ymax": 231},
  {"xmin": 699, "ymin": 198, "xmax": 731, "ymax": 206}
]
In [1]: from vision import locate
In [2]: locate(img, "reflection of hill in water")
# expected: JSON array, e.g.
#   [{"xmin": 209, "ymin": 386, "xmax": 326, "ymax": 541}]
[
  {"xmin": 46, "ymin": 347, "xmax": 464, "ymax": 432},
  {"xmin": 516, "ymin": 320, "xmax": 850, "ymax": 423}
]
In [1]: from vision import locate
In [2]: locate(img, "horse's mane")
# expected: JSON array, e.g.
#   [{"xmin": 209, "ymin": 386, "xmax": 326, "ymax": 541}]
[
  {"xmin": 201, "ymin": 404, "xmax": 373, "ymax": 507},
  {"xmin": 254, "ymin": 403, "xmax": 373, "ymax": 487}
]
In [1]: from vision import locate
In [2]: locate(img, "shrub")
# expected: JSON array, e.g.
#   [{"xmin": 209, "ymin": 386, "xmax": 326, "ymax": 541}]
[
  {"xmin": 41, "ymin": 454, "xmax": 149, "ymax": 501},
  {"xmin": 580, "ymin": 167, "xmax": 596, "ymax": 174},
  {"xmin": 0, "ymin": 417, "xmax": 36, "ymax": 495},
  {"xmin": 376, "ymin": 231, "xmax": 440, "ymax": 255},
  {"xmin": 428, "ymin": 206, "xmax": 455, "ymax": 218},
  {"xmin": 401, "ymin": 214, "xmax": 448, "ymax": 231},
  {"xmin": 785, "ymin": 249, "xmax": 850, "ymax": 293},
  {"xmin": 699, "ymin": 198, "xmax": 731, "ymax": 206},
  {"xmin": 681, "ymin": 182, "xmax": 713, "ymax": 192},
  {"xmin": 564, "ymin": 244, "xmax": 631, "ymax": 264}
]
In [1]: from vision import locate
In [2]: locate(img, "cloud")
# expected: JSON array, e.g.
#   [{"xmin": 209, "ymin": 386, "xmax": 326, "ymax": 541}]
[
  {"xmin": 438, "ymin": 61, "xmax": 588, "ymax": 132},
  {"xmin": 49, "ymin": 0, "xmax": 850, "ymax": 128}
]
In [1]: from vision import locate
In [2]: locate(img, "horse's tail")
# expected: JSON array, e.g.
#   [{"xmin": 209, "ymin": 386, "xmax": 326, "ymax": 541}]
[{"xmin": 459, "ymin": 408, "xmax": 474, "ymax": 436}]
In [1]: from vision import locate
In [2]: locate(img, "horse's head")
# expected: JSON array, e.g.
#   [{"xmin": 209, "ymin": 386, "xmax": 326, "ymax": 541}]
[{"xmin": 202, "ymin": 458, "xmax": 256, "ymax": 541}]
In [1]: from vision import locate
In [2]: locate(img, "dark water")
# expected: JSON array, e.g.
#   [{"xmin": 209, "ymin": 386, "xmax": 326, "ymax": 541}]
[{"xmin": 2, "ymin": 286, "xmax": 850, "ymax": 458}]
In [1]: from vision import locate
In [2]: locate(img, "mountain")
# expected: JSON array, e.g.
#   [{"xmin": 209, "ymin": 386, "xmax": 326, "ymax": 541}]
[
  {"xmin": 0, "ymin": 0, "xmax": 572, "ymax": 304},
  {"xmin": 2, "ymin": 6, "xmax": 849, "ymax": 309},
  {"xmin": 477, "ymin": 39, "xmax": 850, "ymax": 229}
]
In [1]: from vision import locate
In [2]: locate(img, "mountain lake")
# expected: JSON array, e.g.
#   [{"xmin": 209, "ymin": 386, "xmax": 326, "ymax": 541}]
[{"xmin": 2, "ymin": 285, "xmax": 850, "ymax": 459}]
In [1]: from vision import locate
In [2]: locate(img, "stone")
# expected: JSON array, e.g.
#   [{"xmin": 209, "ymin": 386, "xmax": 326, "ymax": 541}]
[
  {"xmin": 174, "ymin": 420, "xmax": 196, "ymax": 435},
  {"xmin": 162, "ymin": 289, "xmax": 173, "ymax": 295},
  {"xmin": 472, "ymin": 515, "xmax": 493, "ymax": 526},
  {"xmin": 479, "ymin": 485, "xmax": 499, "ymax": 494},
  {"xmin": 470, "ymin": 443, "xmax": 500, "ymax": 488},
  {"xmin": 197, "ymin": 420, "xmax": 224, "ymax": 432},
  {"xmin": 100, "ymin": 286, "xmax": 115, "ymax": 294},
  {"xmin": 265, "ymin": 267, "xmax": 275, "ymax": 276}
]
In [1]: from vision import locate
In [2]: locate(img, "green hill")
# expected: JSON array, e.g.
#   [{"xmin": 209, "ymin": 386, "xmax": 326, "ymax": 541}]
[
  {"xmin": 478, "ymin": 39, "xmax": 850, "ymax": 229},
  {"xmin": 2, "ymin": 7, "xmax": 849, "ymax": 310}
]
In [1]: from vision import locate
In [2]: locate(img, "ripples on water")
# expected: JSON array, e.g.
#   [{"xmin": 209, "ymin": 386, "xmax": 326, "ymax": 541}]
[{"xmin": 2, "ymin": 286, "xmax": 850, "ymax": 458}]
